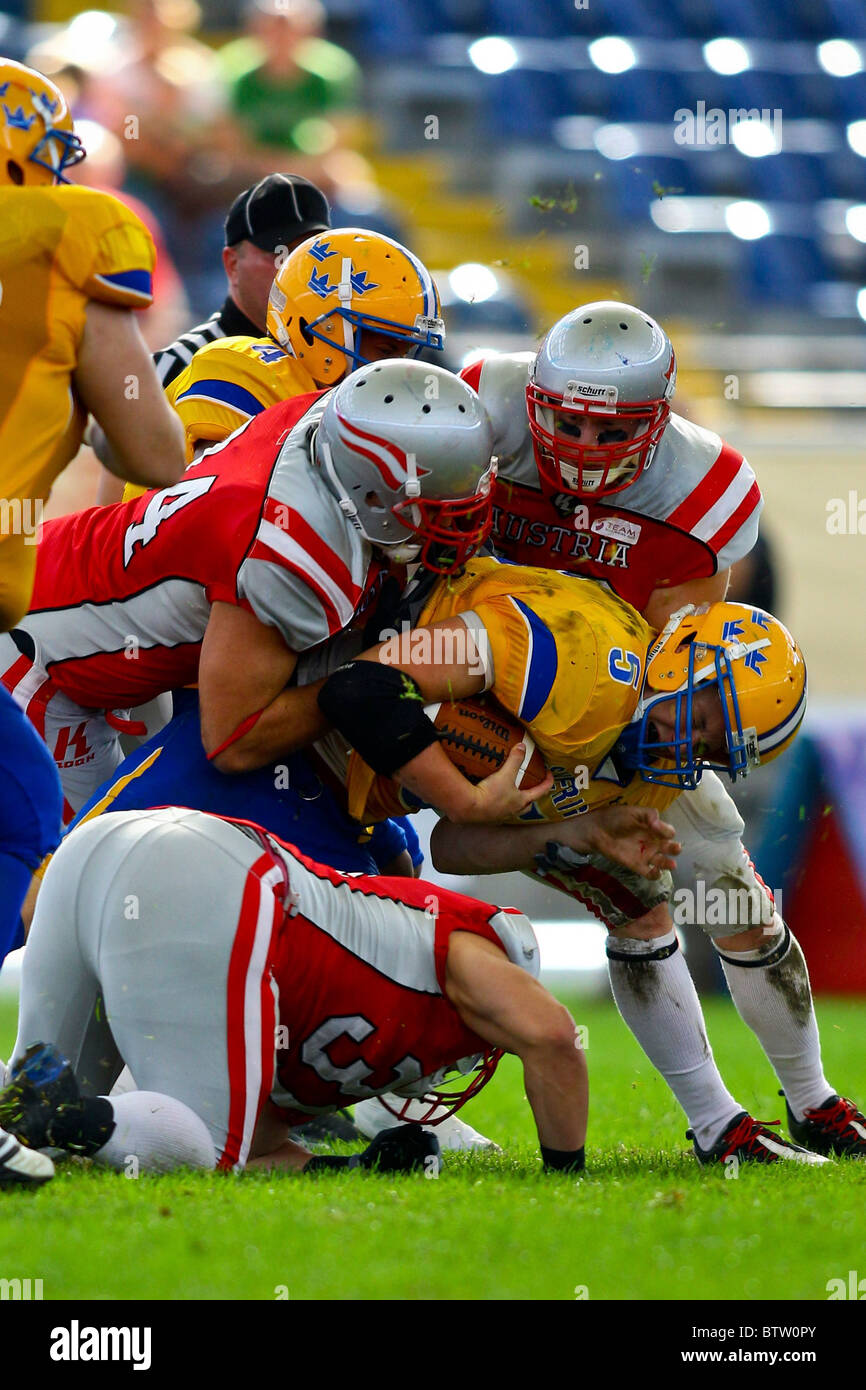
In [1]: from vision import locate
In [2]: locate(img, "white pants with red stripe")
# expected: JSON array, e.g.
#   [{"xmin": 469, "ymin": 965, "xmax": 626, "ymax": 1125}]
[
  {"xmin": 12, "ymin": 807, "xmax": 288, "ymax": 1171},
  {"xmin": 0, "ymin": 632, "xmax": 159, "ymax": 823},
  {"xmin": 666, "ymin": 771, "xmax": 776, "ymax": 937}
]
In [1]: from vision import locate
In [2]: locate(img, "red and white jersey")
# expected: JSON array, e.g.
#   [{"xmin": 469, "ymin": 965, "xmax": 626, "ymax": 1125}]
[
  {"xmin": 461, "ymin": 354, "xmax": 762, "ymax": 614},
  {"xmin": 256, "ymin": 828, "xmax": 540, "ymax": 1120},
  {"xmin": 19, "ymin": 391, "xmax": 384, "ymax": 708}
]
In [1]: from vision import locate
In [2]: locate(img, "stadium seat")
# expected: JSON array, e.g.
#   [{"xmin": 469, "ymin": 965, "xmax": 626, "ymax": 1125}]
[
  {"xmin": 601, "ymin": 156, "xmax": 696, "ymax": 225},
  {"xmin": 483, "ymin": 69, "xmax": 572, "ymax": 141},
  {"xmin": 748, "ymin": 153, "xmax": 832, "ymax": 203},
  {"xmin": 824, "ymin": 0, "xmax": 866, "ymax": 39},
  {"xmin": 705, "ymin": 0, "xmax": 792, "ymax": 39},
  {"xmin": 742, "ymin": 234, "xmax": 831, "ymax": 304}
]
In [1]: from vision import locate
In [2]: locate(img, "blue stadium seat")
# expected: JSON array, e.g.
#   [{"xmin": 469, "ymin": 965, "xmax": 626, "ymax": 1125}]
[
  {"xmin": 834, "ymin": 73, "xmax": 866, "ymax": 122},
  {"xmin": 601, "ymin": 156, "xmax": 696, "ymax": 225},
  {"xmin": 616, "ymin": 71, "xmax": 688, "ymax": 125},
  {"xmin": 588, "ymin": 0, "xmax": 680, "ymax": 38},
  {"xmin": 483, "ymin": 69, "xmax": 572, "ymax": 141},
  {"xmin": 485, "ymin": 0, "xmax": 562, "ymax": 38},
  {"xmin": 824, "ymin": 0, "xmax": 866, "ymax": 39},
  {"xmin": 705, "ymin": 0, "xmax": 791, "ymax": 39},
  {"xmin": 747, "ymin": 152, "xmax": 832, "ymax": 202},
  {"xmin": 741, "ymin": 235, "xmax": 830, "ymax": 304},
  {"xmin": 356, "ymin": 0, "xmax": 427, "ymax": 57}
]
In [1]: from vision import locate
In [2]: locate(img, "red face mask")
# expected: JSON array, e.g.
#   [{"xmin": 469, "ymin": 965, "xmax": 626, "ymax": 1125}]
[{"xmin": 526, "ymin": 380, "xmax": 670, "ymax": 497}]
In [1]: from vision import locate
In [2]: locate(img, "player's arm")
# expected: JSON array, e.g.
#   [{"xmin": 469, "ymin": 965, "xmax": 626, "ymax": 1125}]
[
  {"xmin": 319, "ymin": 618, "xmax": 553, "ymax": 823},
  {"xmin": 643, "ymin": 568, "xmax": 730, "ymax": 631},
  {"xmin": 73, "ymin": 303, "xmax": 185, "ymax": 489},
  {"xmin": 198, "ymin": 601, "xmax": 328, "ymax": 770},
  {"xmin": 431, "ymin": 803, "xmax": 681, "ymax": 881},
  {"xmin": 444, "ymin": 933, "xmax": 587, "ymax": 1156}
]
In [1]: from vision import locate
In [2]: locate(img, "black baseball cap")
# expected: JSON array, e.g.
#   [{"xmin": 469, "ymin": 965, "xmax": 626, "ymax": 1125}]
[{"xmin": 224, "ymin": 173, "xmax": 331, "ymax": 251}]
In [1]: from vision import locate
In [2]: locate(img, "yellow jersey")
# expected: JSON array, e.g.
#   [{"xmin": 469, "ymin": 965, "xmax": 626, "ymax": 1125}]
[
  {"xmin": 347, "ymin": 555, "xmax": 681, "ymax": 823},
  {"xmin": 0, "ymin": 185, "xmax": 155, "ymax": 626},
  {"xmin": 122, "ymin": 332, "xmax": 319, "ymax": 501}
]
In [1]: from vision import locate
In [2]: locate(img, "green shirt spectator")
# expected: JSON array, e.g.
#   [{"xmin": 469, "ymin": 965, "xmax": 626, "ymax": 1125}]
[{"xmin": 220, "ymin": 0, "xmax": 360, "ymax": 155}]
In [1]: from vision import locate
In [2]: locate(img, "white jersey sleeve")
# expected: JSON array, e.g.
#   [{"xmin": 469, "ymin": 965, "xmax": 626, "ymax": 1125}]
[
  {"xmin": 461, "ymin": 352, "xmax": 537, "ymax": 486},
  {"xmin": 619, "ymin": 413, "xmax": 763, "ymax": 569},
  {"xmin": 237, "ymin": 406, "xmax": 375, "ymax": 653}
]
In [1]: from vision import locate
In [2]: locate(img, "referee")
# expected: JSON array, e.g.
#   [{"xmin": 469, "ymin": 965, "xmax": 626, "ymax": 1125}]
[{"xmin": 155, "ymin": 172, "xmax": 331, "ymax": 389}]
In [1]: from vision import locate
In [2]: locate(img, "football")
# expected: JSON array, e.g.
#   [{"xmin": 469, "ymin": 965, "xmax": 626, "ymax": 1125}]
[{"xmin": 425, "ymin": 695, "xmax": 547, "ymax": 788}]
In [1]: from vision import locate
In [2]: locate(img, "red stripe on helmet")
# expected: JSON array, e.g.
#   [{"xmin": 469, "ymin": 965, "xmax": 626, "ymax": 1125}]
[{"xmin": 336, "ymin": 413, "xmax": 407, "ymax": 489}]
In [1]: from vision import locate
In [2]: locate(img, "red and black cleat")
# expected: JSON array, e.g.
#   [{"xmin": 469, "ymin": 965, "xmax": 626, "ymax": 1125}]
[
  {"xmin": 689, "ymin": 1111, "xmax": 829, "ymax": 1166},
  {"xmin": 783, "ymin": 1092, "xmax": 866, "ymax": 1158}
]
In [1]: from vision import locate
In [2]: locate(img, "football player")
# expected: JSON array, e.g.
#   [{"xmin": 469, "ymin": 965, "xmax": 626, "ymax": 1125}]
[
  {"xmin": 0, "ymin": 803, "xmax": 602, "ymax": 1180},
  {"xmin": 0, "ymin": 361, "xmax": 500, "ymax": 834},
  {"xmin": 0, "ymin": 56, "xmax": 187, "ymax": 1180},
  {"xmin": 314, "ymin": 551, "xmax": 864, "ymax": 1162},
  {"xmin": 452, "ymin": 305, "xmax": 866, "ymax": 1164},
  {"xmin": 114, "ymin": 225, "xmax": 446, "ymax": 495}
]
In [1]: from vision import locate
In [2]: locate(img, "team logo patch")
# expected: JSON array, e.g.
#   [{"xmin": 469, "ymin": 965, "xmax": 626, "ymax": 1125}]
[
  {"xmin": 350, "ymin": 270, "xmax": 379, "ymax": 295},
  {"xmin": 722, "ymin": 619, "xmax": 745, "ymax": 641},
  {"xmin": 3, "ymin": 104, "xmax": 35, "ymax": 131},
  {"xmin": 308, "ymin": 240, "xmax": 336, "ymax": 262},
  {"xmin": 743, "ymin": 649, "xmax": 768, "ymax": 675},
  {"xmin": 591, "ymin": 516, "xmax": 641, "ymax": 545},
  {"xmin": 308, "ymin": 268, "xmax": 334, "ymax": 298}
]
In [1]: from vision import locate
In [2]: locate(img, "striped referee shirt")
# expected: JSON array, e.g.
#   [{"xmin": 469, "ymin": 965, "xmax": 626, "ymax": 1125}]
[{"xmin": 153, "ymin": 296, "xmax": 261, "ymax": 389}]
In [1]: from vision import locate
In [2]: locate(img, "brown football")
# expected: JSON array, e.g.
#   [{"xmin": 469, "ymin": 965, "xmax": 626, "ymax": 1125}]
[{"xmin": 425, "ymin": 695, "xmax": 547, "ymax": 787}]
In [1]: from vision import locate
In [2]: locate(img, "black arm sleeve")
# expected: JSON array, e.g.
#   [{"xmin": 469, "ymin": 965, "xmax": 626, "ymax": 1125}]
[{"xmin": 317, "ymin": 662, "xmax": 440, "ymax": 776}]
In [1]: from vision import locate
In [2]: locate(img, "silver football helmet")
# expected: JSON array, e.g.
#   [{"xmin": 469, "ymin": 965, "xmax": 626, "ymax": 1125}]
[
  {"xmin": 315, "ymin": 360, "xmax": 496, "ymax": 573},
  {"xmin": 527, "ymin": 301, "xmax": 676, "ymax": 497}
]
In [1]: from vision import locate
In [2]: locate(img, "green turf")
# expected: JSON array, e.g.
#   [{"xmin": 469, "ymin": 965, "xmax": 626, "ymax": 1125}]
[{"xmin": 1, "ymin": 992, "xmax": 864, "ymax": 1301}]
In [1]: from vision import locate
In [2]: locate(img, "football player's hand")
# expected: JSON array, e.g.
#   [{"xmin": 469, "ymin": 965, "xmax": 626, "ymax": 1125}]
[
  {"xmin": 568, "ymin": 805, "xmax": 681, "ymax": 880},
  {"xmin": 358, "ymin": 1125, "xmax": 441, "ymax": 1174},
  {"xmin": 465, "ymin": 744, "xmax": 554, "ymax": 824}
]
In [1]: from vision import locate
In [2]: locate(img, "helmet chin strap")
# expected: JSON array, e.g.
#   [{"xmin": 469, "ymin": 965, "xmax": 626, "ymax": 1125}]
[
  {"xmin": 338, "ymin": 257, "xmax": 355, "ymax": 359},
  {"xmin": 317, "ymin": 436, "xmax": 361, "ymax": 526}
]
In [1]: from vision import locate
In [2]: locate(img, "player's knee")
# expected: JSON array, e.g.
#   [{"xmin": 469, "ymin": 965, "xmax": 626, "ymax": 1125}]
[
  {"xmin": 610, "ymin": 900, "xmax": 673, "ymax": 941},
  {"xmin": 677, "ymin": 871, "xmax": 777, "ymax": 942},
  {"xmin": 524, "ymin": 999, "xmax": 585, "ymax": 1058}
]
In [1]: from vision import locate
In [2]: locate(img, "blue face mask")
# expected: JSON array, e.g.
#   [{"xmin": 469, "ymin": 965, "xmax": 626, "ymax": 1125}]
[
  {"xmin": 617, "ymin": 639, "xmax": 755, "ymax": 790},
  {"xmin": 304, "ymin": 309, "xmax": 445, "ymax": 371}
]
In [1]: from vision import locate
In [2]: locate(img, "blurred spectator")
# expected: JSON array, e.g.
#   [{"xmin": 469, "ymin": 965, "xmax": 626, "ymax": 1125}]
[{"xmin": 220, "ymin": 0, "xmax": 361, "ymax": 174}]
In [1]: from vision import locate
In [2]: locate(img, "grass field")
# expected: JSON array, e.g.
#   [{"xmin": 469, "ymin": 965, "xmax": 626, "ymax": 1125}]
[{"xmin": 1, "ymin": 991, "xmax": 864, "ymax": 1302}]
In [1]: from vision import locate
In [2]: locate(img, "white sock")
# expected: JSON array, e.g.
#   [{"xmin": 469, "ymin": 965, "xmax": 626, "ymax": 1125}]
[
  {"xmin": 714, "ymin": 920, "xmax": 832, "ymax": 1121},
  {"xmin": 93, "ymin": 1091, "xmax": 216, "ymax": 1173},
  {"xmin": 607, "ymin": 929, "xmax": 741, "ymax": 1149}
]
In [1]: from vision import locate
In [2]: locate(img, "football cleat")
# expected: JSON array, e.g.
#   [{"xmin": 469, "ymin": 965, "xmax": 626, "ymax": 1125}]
[
  {"xmin": 782, "ymin": 1091, "xmax": 866, "ymax": 1158},
  {"xmin": 689, "ymin": 1111, "xmax": 830, "ymax": 1166},
  {"xmin": 353, "ymin": 1095, "xmax": 501, "ymax": 1152},
  {"xmin": 0, "ymin": 1128, "xmax": 54, "ymax": 1187},
  {"xmin": 0, "ymin": 1042, "xmax": 80, "ymax": 1151}
]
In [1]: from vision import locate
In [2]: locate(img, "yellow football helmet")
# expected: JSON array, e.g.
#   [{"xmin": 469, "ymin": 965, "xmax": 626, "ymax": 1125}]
[
  {"xmin": 266, "ymin": 227, "xmax": 445, "ymax": 387},
  {"xmin": 0, "ymin": 58, "xmax": 85, "ymax": 187},
  {"xmin": 622, "ymin": 602, "xmax": 807, "ymax": 789}
]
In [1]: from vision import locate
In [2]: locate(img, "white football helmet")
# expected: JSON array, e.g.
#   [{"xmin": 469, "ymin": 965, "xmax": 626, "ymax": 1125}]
[
  {"xmin": 527, "ymin": 301, "xmax": 676, "ymax": 497},
  {"xmin": 315, "ymin": 360, "xmax": 496, "ymax": 573}
]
